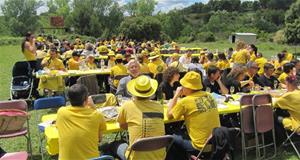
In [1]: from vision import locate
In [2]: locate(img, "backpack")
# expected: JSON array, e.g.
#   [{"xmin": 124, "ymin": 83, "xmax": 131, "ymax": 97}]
[{"xmin": 0, "ymin": 109, "xmax": 28, "ymax": 134}]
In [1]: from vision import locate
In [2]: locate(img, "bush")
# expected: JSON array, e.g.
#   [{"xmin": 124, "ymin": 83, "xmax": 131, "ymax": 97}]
[
  {"xmin": 273, "ymin": 29, "xmax": 286, "ymax": 44},
  {"xmin": 177, "ymin": 36, "xmax": 194, "ymax": 43},
  {"xmin": 0, "ymin": 37, "xmax": 23, "ymax": 46},
  {"xmin": 196, "ymin": 32, "xmax": 216, "ymax": 42}
]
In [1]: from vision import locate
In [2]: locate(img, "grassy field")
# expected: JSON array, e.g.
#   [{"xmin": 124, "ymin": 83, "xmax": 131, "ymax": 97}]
[{"xmin": 0, "ymin": 42, "xmax": 299, "ymax": 159}]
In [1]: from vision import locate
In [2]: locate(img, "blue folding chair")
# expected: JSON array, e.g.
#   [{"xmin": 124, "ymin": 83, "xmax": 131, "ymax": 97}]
[
  {"xmin": 33, "ymin": 96, "xmax": 66, "ymax": 159},
  {"xmin": 90, "ymin": 155, "xmax": 114, "ymax": 160}
]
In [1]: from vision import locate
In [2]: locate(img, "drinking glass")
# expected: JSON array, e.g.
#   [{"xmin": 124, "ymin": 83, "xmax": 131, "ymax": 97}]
[
  {"xmin": 117, "ymin": 95, "xmax": 123, "ymax": 106},
  {"xmin": 230, "ymin": 86, "xmax": 235, "ymax": 94}
]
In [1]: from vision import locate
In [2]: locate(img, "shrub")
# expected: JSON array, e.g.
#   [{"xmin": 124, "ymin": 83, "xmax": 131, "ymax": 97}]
[
  {"xmin": 273, "ymin": 29, "xmax": 286, "ymax": 44},
  {"xmin": 196, "ymin": 32, "xmax": 216, "ymax": 42}
]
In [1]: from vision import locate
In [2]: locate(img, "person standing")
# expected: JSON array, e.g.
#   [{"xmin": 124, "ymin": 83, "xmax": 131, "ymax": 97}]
[{"xmin": 21, "ymin": 32, "xmax": 37, "ymax": 70}]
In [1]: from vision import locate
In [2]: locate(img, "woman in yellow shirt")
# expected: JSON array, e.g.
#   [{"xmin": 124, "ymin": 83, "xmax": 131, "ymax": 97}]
[
  {"xmin": 67, "ymin": 51, "xmax": 81, "ymax": 70},
  {"xmin": 231, "ymin": 41, "xmax": 250, "ymax": 65},
  {"xmin": 110, "ymin": 54, "xmax": 128, "ymax": 87},
  {"xmin": 274, "ymin": 53, "xmax": 289, "ymax": 78},
  {"xmin": 255, "ymin": 53, "xmax": 268, "ymax": 76},
  {"xmin": 278, "ymin": 63, "xmax": 295, "ymax": 85},
  {"xmin": 216, "ymin": 52, "xmax": 230, "ymax": 70},
  {"xmin": 21, "ymin": 32, "xmax": 37, "ymax": 70}
]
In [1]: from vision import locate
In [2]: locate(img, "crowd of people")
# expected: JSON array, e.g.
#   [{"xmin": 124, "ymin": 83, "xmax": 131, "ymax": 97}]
[{"xmin": 18, "ymin": 32, "xmax": 300, "ymax": 159}]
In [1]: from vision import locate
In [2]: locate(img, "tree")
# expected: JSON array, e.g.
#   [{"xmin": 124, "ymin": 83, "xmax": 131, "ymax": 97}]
[
  {"xmin": 124, "ymin": 0, "xmax": 156, "ymax": 16},
  {"xmin": 69, "ymin": 0, "xmax": 123, "ymax": 37},
  {"xmin": 1, "ymin": 0, "xmax": 43, "ymax": 36},
  {"xmin": 159, "ymin": 10, "xmax": 184, "ymax": 40},
  {"xmin": 285, "ymin": 0, "xmax": 300, "ymax": 44},
  {"xmin": 119, "ymin": 16, "xmax": 161, "ymax": 41}
]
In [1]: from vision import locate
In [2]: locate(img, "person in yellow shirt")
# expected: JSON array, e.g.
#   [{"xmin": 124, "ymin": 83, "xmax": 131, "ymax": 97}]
[
  {"xmin": 67, "ymin": 51, "xmax": 81, "ymax": 70},
  {"xmin": 248, "ymin": 44, "xmax": 258, "ymax": 62},
  {"xmin": 86, "ymin": 54, "xmax": 97, "ymax": 70},
  {"xmin": 137, "ymin": 54, "xmax": 150, "ymax": 74},
  {"xmin": 74, "ymin": 37, "xmax": 84, "ymax": 49},
  {"xmin": 97, "ymin": 42, "xmax": 109, "ymax": 55},
  {"xmin": 167, "ymin": 71, "xmax": 220, "ymax": 155},
  {"xmin": 107, "ymin": 51, "xmax": 116, "ymax": 69},
  {"xmin": 216, "ymin": 52, "xmax": 230, "ymax": 70},
  {"xmin": 62, "ymin": 44, "xmax": 74, "ymax": 60},
  {"xmin": 21, "ymin": 32, "xmax": 37, "ymax": 70},
  {"xmin": 116, "ymin": 75, "xmax": 165, "ymax": 160},
  {"xmin": 110, "ymin": 54, "xmax": 128, "ymax": 87},
  {"xmin": 278, "ymin": 63, "xmax": 295, "ymax": 85},
  {"xmin": 282, "ymin": 50, "xmax": 293, "ymax": 62},
  {"xmin": 254, "ymin": 53, "xmax": 268, "ymax": 76},
  {"xmin": 39, "ymin": 47, "xmax": 66, "ymax": 95},
  {"xmin": 56, "ymin": 84, "xmax": 107, "ymax": 160},
  {"xmin": 148, "ymin": 52, "xmax": 167, "ymax": 77},
  {"xmin": 274, "ymin": 75, "xmax": 300, "ymax": 141},
  {"xmin": 274, "ymin": 53, "xmax": 289, "ymax": 78},
  {"xmin": 231, "ymin": 41, "xmax": 250, "ymax": 65},
  {"xmin": 141, "ymin": 50, "xmax": 150, "ymax": 64},
  {"xmin": 36, "ymin": 44, "xmax": 47, "ymax": 59}
]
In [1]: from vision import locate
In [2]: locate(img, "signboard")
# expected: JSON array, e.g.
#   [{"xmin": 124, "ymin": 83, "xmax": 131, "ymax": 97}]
[{"xmin": 50, "ymin": 16, "xmax": 64, "ymax": 27}]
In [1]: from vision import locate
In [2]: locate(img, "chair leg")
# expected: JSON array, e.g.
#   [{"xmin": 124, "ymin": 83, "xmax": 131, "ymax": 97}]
[
  {"xmin": 287, "ymin": 134, "xmax": 300, "ymax": 158},
  {"xmin": 271, "ymin": 128, "xmax": 277, "ymax": 158},
  {"xmin": 241, "ymin": 132, "xmax": 246, "ymax": 160}
]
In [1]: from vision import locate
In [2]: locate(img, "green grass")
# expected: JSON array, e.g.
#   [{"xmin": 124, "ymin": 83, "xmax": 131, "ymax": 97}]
[{"xmin": 0, "ymin": 42, "xmax": 299, "ymax": 159}]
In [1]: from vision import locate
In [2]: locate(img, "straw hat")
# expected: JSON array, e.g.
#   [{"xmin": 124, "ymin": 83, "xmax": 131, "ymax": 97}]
[
  {"xmin": 180, "ymin": 71, "xmax": 203, "ymax": 90},
  {"xmin": 115, "ymin": 54, "xmax": 123, "ymax": 60},
  {"xmin": 108, "ymin": 51, "xmax": 115, "ymax": 56},
  {"xmin": 127, "ymin": 75, "xmax": 158, "ymax": 98},
  {"xmin": 149, "ymin": 52, "xmax": 159, "ymax": 60},
  {"xmin": 172, "ymin": 53, "xmax": 179, "ymax": 58}
]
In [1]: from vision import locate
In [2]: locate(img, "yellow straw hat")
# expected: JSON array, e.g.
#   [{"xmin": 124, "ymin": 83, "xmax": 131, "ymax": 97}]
[
  {"xmin": 127, "ymin": 75, "xmax": 158, "ymax": 98},
  {"xmin": 180, "ymin": 71, "xmax": 203, "ymax": 90},
  {"xmin": 149, "ymin": 52, "xmax": 159, "ymax": 60},
  {"xmin": 172, "ymin": 53, "xmax": 179, "ymax": 58},
  {"xmin": 115, "ymin": 54, "xmax": 123, "ymax": 60},
  {"xmin": 108, "ymin": 51, "xmax": 115, "ymax": 56}
]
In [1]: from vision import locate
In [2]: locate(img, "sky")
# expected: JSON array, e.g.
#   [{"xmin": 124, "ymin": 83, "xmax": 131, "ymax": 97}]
[{"xmin": 0, "ymin": 0, "xmax": 210, "ymax": 15}]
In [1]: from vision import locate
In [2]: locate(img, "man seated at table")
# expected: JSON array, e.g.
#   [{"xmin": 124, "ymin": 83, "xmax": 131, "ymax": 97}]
[
  {"xmin": 116, "ymin": 59, "xmax": 141, "ymax": 98},
  {"xmin": 148, "ymin": 52, "xmax": 167, "ymax": 77},
  {"xmin": 110, "ymin": 54, "xmax": 128, "ymax": 87},
  {"xmin": 258, "ymin": 63, "xmax": 280, "ymax": 89},
  {"xmin": 116, "ymin": 75, "xmax": 165, "ymax": 160},
  {"xmin": 56, "ymin": 84, "xmax": 107, "ymax": 160},
  {"xmin": 167, "ymin": 71, "xmax": 221, "ymax": 156},
  {"xmin": 179, "ymin": 49, "xmax": 192, "ymax": 67},
  {"xmin": 203, "ymin": 65, "xmax": 228, "ymax": 95}
]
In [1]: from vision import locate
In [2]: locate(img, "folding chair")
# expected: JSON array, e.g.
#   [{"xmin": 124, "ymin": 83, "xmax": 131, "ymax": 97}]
[
  {"xmin": 89, "ymin": 155, "xmax": 114, "ymax": 160},
  {"xmin": 0, "ymin": 151, "xmax": 28, "ymax": 160},
  {"xmin": 0, "ymin": 100, "xmax": 32, "ymax": 156},
  {"xmin": 77, "ymin": 75, "xmax": 100, "ymax": 96},
  {"xmin": 127, "ymin": 135, "xmax": 174, "ymax": 160},
  {"xmin": 239, "ymin": 94, "xmax": 256, "ymax": 160},
  {"xmin": 281, "ymin": 125, "xmax": 300, "ymax": 158},
  {"xmin": 252, "ymin": 94, "xmax": 276, "ymax": 159},
  {"xmin": 33, "ymin": 96, "xmax": 66, "ymax": 159}
]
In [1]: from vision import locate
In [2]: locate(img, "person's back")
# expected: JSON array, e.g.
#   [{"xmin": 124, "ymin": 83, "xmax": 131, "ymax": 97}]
[
  {"xmin": 56, "ymin": 84, "xmax": 107, "ymax": 160},
  {"xmin": 118, "ymin": 99, "xmax": 165, "ymax": 159},
  {"xmin": 173, "ymin": 91, "xmax": 220, "ymax": 149}
]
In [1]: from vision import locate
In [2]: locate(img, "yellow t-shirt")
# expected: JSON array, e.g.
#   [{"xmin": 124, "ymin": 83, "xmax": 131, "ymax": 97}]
[
  {"xmin": 278, "ymin": 72, "xmax": 289, "ymax": 84},
  {"xmin": 111, "ymin": 64, "xmax": 128, "ymax": 87},
  {"xmin": 56, "ymin": 106, "xmax": 107, "ymax": 160},
  {"xmin": 74, "ymin": 44, "xmax": 84, "ymax": 49},
  {"xmin": 108, "ymin": 60, "xmax": 115, "ymax": 69},
  {"xmin": 140, "ymin": 63, "xmax": 150, "ymax": 74},
  {"xmin": 274, "ymin": 90, "xmax": 300, "ymax": 132},
  {"xmin": 255, "ymin": 57, "xmax": 268, "ymax": 76},
  {"xmin": 117, "ymin": 100, "xmax": 166, "ymax": 160},
  {"xmin": 232, "ymin": 49, "xmax": 248, "ymax": 65},
  {"xmin": 87, "ymin": 62, "xmax": 97, "ymax": 70},
  {"xmin": 36, "ymin": 50, "xmax": 47, "ymax": 59},
  {"xmin": 250, "ymin": 51, "xmax": 256, "ymax": 62},
  {"xmin": 23, "ymin": 48, "xmax": 36, "ymax": 61},
  {"xmin": 67, "ymin": 58, "xmax": 80, "ymax": 70},
  {"xmin": 63, "ymin": 50, "xmax": 73, "ymax": 59},
  {"xmin": 171, "ymin": 91, "xmax": 220, "ymax": 150},
  {"xmin": 285, "ymin": 52, "xmax": 293, "ymax": 61},
  {"xmin": 148, "ymin": 59, "xmax": 167, "ymax": 76},
  {"xmin": 42, "ymin": 57, "xmax": 65, "ymax": 70},
  {"xmin": 216, "ymin": 60, "xmax": 230, "ymax": 70}
]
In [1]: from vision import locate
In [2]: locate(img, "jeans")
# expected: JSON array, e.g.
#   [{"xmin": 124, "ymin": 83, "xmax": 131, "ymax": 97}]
[
  {"xmin": 172, "ymin": 134, "xmax": 198, "ymax": 153},
  {"xmin": 116, "ymin": 143, "xmax": 128, "ymax": 160}
]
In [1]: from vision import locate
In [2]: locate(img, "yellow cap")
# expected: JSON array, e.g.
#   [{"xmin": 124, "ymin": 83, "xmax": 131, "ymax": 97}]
[
  {"xmin": 108, "ymin": 51, "xmax": 115, "ymax": 56},
  {"xmin": 180, "ymin": 71, "xmax": 203, "ymax": 90},
  {"xmin": 127, "ymin": 75, "xmax": 158, "ymax": 98},
  {"xmin": 149, "ymin": 52, "xmax": 159, "ymax": 60}
]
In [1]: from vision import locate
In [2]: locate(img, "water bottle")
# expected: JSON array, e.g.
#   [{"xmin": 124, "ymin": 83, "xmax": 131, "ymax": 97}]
[
  {"xmin": 100, "ymin": 59, "xmax": 105, "ymax": 69},
  {"xmin": 23, "ymin": 81, "xmax": 28, "ymax": 86}
]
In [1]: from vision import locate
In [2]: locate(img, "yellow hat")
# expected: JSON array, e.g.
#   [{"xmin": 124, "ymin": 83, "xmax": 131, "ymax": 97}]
[
  {"xmin": 141, "ymin": 50, "xmax": 149, "ymax": 56},
  {"xmin": 108, "ymin": 51, "xmax": 115, "ymax": 56},
  {"xmin": 116, "ymin": 54, "xmax": 123, "ymax": 60},
  {"xmin": 180, "ymin": 71, "xmax": 203, "ymax": 90},
  {"xmin": 149, "ymin": 52, "xmax": 159, "ymax": 60},
  {"xmin": 127, "ymin": 75, "xmax": 158, "ymax": 98},
  {"xmin": 172, "ymin": 53, "xmax": 179, "ymax": 58}
]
